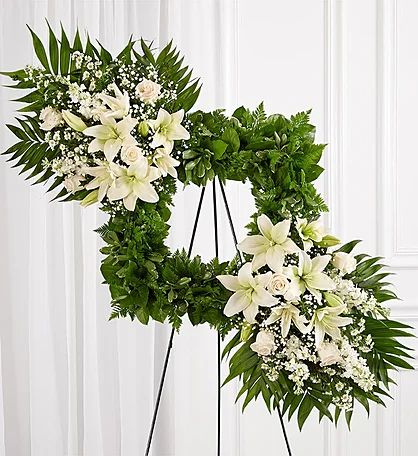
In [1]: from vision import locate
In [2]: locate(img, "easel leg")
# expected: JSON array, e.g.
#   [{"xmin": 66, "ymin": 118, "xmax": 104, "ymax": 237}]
[
  {"xmin": 144, "ymin": 187, "xmax": 206, "ymax": 456},
  {"xmin": 212, "ymin": 180, "xmax": 222, "ymax": 456}
]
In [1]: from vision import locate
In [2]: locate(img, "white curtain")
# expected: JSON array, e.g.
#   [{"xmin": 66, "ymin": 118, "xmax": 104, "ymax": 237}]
[{"xmin": 0, "ymin": 1, "xmax": 250, "ymax": 455}]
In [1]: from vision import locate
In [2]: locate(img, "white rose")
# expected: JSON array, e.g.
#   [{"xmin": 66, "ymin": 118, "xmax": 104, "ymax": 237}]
[
  {"xmin": 40, "ymin": 107, "xmax": 63, "ymax": 131},
  {"xmin": 64, "ymin": 174, "xmax": 84, "ymax": 194},
  {"xmin": 135, "ymin": 79, "xmax": 161, "ymax": 104},
  {"xmin": 121, "ymin": 145, "xmax": 144, "ymax": 165},
  {"xmin": 268, "ymin": 273, "xmax": 290, "ymax": 296},
  {"xmin": 283, "ymin": 280, "xmax": 302, "ymax": 302},
  {"xmin": 332, "ymin": 252, "xmax": 357, "ymax": 274},
  {"xmin": 250, "ymin": 330, "xmax": 276, "ymax": 356},
  {"xmin": 317, "ymin": 341, "xmax": 343, "ymax": 366}
]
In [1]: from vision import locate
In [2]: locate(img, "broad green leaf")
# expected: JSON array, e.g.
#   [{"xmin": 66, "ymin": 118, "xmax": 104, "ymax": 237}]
[
  {"xmin": 212, "ymin": 139, "xmax": 228, "ymax": 159},
  {"xmin": 27, "ymin": 26, "xmax": 50, "ymax": 72},
  {"xmin": 297, "ymin": 394, "xmax": 314, "ymax": 430},
  {"xmin": 47, "ymin": 21, "xmax": 59, "ymax": 74},
  {"xmin": 60, "ymin": 24, "xmax": 71, "ymax": 74},
  {"xmin": 222, "ymin": 127, "xmax": 240, "ymax": 152}
]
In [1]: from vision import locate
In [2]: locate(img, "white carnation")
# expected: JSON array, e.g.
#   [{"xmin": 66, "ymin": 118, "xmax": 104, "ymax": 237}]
[
  {"xmin": 39, "ymin": 107, "xmax": 62, "ymax": 131},
  {"xmin": 317, "ymin": 341, "xmax": 342, "ymax": 366}
]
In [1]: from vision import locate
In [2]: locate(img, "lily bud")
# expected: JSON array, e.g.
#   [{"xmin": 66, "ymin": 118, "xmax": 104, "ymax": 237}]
[
  {"xmin": 318, "ymin": 235, "xmax": 341, "ymax": 248},
  {"xmin": 138, "ymin": 120, "xmax": 149, "ymax": 137},
  {"xmin": 323, "ymin": 292, "xmax": 344, "ymax": 308},
  {"xmin": 240, "ymin": 322, "xmax": 253, "ymax": 342},
  {"xmin": 62, "ymin": 110, "xmax": 87, "ymax": 132},
  {"xmin": 80, "ymin": 189, "xmax": 99, "ymax": 207}
]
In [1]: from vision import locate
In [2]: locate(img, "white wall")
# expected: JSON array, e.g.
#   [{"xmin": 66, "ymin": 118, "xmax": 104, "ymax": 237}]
[{"xmin": 0, "ymin": 1, "xmax": 417, "ymax": 455}]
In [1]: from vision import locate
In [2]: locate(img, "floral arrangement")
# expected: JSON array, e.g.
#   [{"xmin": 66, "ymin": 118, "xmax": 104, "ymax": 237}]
[{"xmin": 2, "ymin": 24, "xmax": 415, "ymax": 429}]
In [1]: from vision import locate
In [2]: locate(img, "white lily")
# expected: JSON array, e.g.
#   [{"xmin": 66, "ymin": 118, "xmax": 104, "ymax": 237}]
[
  {"xmin": 83, "ymin": 160, "xmax": 122, "ymax": 202},
  {"xmin": 284, "ymin": 252, "xmax": 336, "ymax": 302},
  {"xmin": 148, "ymin": 108, "xmax": 190, "ymax": 151},
  {"xmin": 83, "ymin": 115, "xmax": 137, "ymax": 162},
  {"xmin": 295, "ymin": 217, "xmax": 325, "ymax": 250},
  {"xmin": 265, "ymin": 303, "xmax": 309, "ymax": 338},
  {"xmin": 152, "ymin": 147, "xmax": 180, "ymax": 178},
  {"xmin": 99, "ymin": 83, "xmax": 130, "ymax": 119},
  {"xmin": 238, "ymin": 215, "xmax": 299, "ymax": 271},
  {"xmin": 217, "ymin": 262, "xmax": 278, "ymax": 324},
  {"xmin": 309, "ymin": 305, "xmax": 352, "ymax": 346},
  {"xmin": 107, "ymin": 156, "xmax": 160, "ymax": 210}
]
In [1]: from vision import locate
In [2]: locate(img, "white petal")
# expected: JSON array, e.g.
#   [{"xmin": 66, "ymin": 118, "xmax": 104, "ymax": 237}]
[
  {"xmin": 238, "ymin": 263, "xmax": 256, "ymax": 288},
  {"xmin": 117, "ymin": 116, "xmax": 137, "ymax": 136},
  {"xmin": 243, "ymin": 302, "xmax": 259, "ymax": 324},
  {"xmin": 85, "ymin": 177, "xmax": 100, "ymax": 191},
  {"xmin": 157, "ymin": 108, "xmax": 171, "ymax": 126},
  {"xmin": 281, "ymin": 313, "xmax": 292, "ymax": 338},
  {"xmin": 217, "ymin": 275, "xmax": 241, "ymax": 292},
  {"xmin": 107, "ymin": 178, "xmax": 131, "ymax": 201},
  {"xmin": 294, "ymin": 316, "xmax": 309, "ymax": 335},
  {"xmin": 147, "ymin": 166, "xmax": 161, "ymax": 182},
  {"xmin": 167, "ymin": 165, "xmax": 177, "ymax": 178},
  {"xmin": 281, "ymin": 238, "xmax": 300, "ymax": 254},
  {"xmin": 104, "ymin": 138, "xmax": 122, "ymax": 162},
  {"xmin": 314, "ymin": 322, "xmax": 326, "ymax": 347},
  {"xmin": 256, "ymin": 271, "xmax": 272, "ymax": 289},
  {"xmin": 171, "ymin": 109, "xmax": 185, "ymax": 123},
  {"xmin": 123, "ymin": 192, "xmax": 138, "ymax": 211},
  {"xmin": 284, "ymin": 280, "xmax": 303, "ymax": 301},
  {"xmin": 303, "ymin": 239, "xmax": 313, "ymax": 250},
  {"xmin": 169, "ymin": 123, "xmax": 190, "ymax": 141},
  {"xmin": 134, "ymin": 182, "xmax": 159, "ymax": 203},
  {"xmin": 252, "ymin": 286, "xmax": 278, "ymax": 308},
  {"xmin": 84, "ymin": 125, "xmax": 112, "ymax": 140},
  {"xmin": 238, "ymin": 235, "xmax": 269, "ymax": 254},
  {"xmin": 251, "ymin": 252, "xmax": 267, "ymax": 271},
  {"xmin": 305, "ymin": 272, "xmax": 335, "ymax": 291},
  {"xmin": 88, "ymin": 138, "xmax": 105, "ymax": 153},
  {"xmin": 98, "ymin": 182, "xmax": 109, "ymax": 202},
  {"xmin": 150, "ymin": 132, "xmax": 166, "ymax": 149},
  {"xmin": 307, "ymin": 286, "xmax": 323, "ymax": 303},
  {"xmin": 299, "ymin": 251, "xmax": 312, "ymax": 276},
  {"xmin": 311, "ymin": 255, "xmax": 331, "ymax": 273},
  {"xmin": 266, "ymin": 245, "xmax": 285, "ymax": 272},
  {"xmin": 265, "ymin": 309, "xmax": 281, "ymax": 325},
  {"xmin": 270, "ymin": 219, "xmax": 291, "ymax": 244},
  {"xmin": 100, "ymin": 114, "xmax": 116, "ymax": 127},
  {"xmin": 129, "ymin": 157, "xmax": 149, "ymax": 179},
  {"xmin": 257, "ymin": 214, "xmax": 273, "ymax": 239},
  {"xmin": 224, "ymin": 290, "xmax": 250, "ymax": 317}
]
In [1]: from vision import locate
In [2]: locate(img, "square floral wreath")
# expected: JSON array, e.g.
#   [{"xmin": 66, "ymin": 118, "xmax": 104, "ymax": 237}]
[{"xmin": 1, "ymin": 24, "xmax": 415, "ymax": 429}]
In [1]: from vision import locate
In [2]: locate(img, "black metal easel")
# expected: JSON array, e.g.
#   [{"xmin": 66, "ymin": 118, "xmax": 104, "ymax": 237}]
[{"xmin": 144, "ymin": 179, "xmax": 293, "ymax": 456}]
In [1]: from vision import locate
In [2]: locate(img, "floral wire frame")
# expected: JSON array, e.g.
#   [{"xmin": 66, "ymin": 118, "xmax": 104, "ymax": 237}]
[{"xmin": 1, "ymin": 23, "xmax": 415, "ymax": 431}]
